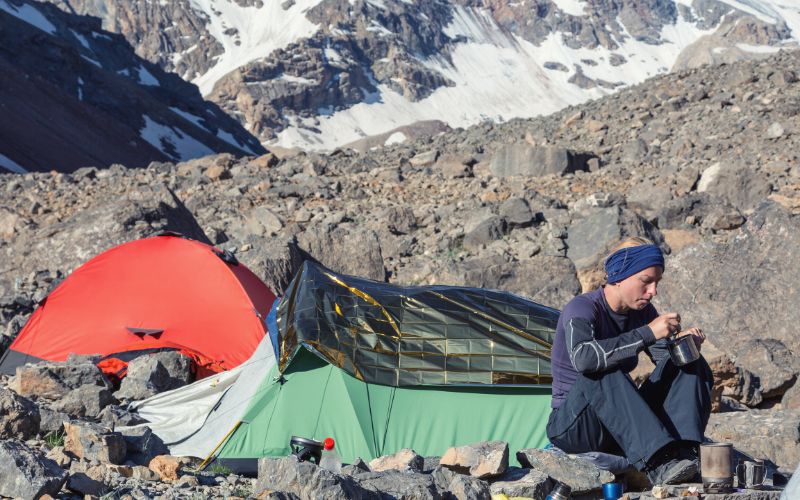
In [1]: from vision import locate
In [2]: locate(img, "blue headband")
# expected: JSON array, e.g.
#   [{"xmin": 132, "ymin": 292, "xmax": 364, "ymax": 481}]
[{"xmin": 605, "ymin": 244, "xmax": 664, "ymax": 284}]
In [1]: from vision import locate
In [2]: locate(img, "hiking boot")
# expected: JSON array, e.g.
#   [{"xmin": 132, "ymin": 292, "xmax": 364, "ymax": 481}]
[{"xmin": 646, "ymin": 456, "xmax": 700, "ymax": 485}]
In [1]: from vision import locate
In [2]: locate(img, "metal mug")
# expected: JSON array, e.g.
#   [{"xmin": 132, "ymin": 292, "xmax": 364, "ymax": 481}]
[
  {"xmin": 736, "ymin": 460, "xmax": 766, "ymax": 489},
  {"xmin": 700, "ymin": 443, "xmax": 734, "ymax": 492},
  {"xmin": 668, "ymin": 334, "xmax": 700, "ymax": 366},
  {"xmin": 602, "ymin": 482, "xmax": 624, "ymax": 500}
]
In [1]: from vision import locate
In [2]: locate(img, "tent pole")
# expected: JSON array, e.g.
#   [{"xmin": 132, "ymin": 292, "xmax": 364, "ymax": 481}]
[{"xmin": 198, "ymin": 421, "xmax": 242, "ymax": 470}]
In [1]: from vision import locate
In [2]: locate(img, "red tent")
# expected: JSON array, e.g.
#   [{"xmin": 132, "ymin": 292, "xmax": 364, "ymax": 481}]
[{"xmin": 0, "ymin": 234, "xmax": 276, "ymax": 379}]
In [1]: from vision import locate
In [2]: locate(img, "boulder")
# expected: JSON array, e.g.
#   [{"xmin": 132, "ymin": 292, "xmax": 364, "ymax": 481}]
[
  {"xmin": 706, "ymin": 409, "xmax": 800, "ymax": 470},
  {"xmin": 64, "ymin": 421, "xmax": 126, "ymax": 464},
  {"xmin": 10, "ymin": 358, "xmax": 111, "ymax": 401},
  {"xmin": 490, "ymin": 144, "xmax": 596, "ymax": 178},
  {"xmin": 121, "ymin": 426, "xmax": 170, "ymax": 466},
  {"xmin": 566, "ymin": 206, "xmax": 667, "ymax": 271},
  {"xmin": 445, "ymin": 473, "xmax": 491, "ymax": 500},
  {"xmin": 38, "ymin": 407, "xmax": 69, "ymax": 435},
  {"xmin": 516, "ymin": 448, "xmax": 614, "ymax": 494},
  {"xmin": 148, "ymin": 454, "xmax": 182, "ymax": 482},
  {"xmin": 115, "ymin": 351, "xmax": 193, "ymax": 401},
  {"xmin": 489, "ymin": 467, "xmax": 552, "ymax": 499},
  {"xmin": 499, "ymin": 198, "xmax": 535, "ymax": 228},
  {"xmin": 782, "ymin": 382, "xmax": 800, "ymax": 410},
  {"xmin": 356, "ymin": 471, "xmax": 439, "ymax": 499},
  {"xmin": 98, "ymin": 404, "xmax": 148, "ymax": 428},
  {"xmin": 697, "ymin": 162, "xmax": 772, "ymax": 212},
  {"xmin": 66, "ymin": 472, "xmax": 108, "ymax": 496},
  {"xmin": 658, "ymin": 203, "xmax": 800, "ymax": 358},
  {"xmin": 437, "ymin": 254, "xmax": 580, "ymax": 309},
  {"xmin": 0, "ymin": 385, "xmax": 40, "ymax": 439},
  {"xmin": 734, "ymin": 339, "xmax": 798, "ymax": 399},
  {"xmin": 255, "ymin": 456, "xmax": 378, "ymax": 499},
  {"xmin": 45, "ymin": 446, "xmax": 73, "ymax": 468},
  {"xmin": 369, "ymin": 448, "xmax": 424, "ymax": 473},
  {"xmin": 298, "ymin": 224, "xmax": 385, "ymax": 281},
  {"xmin": 463, "ymin": 216, "xmax": 507, "ymax": 250},
  {"xmin": 440, "ymin": 441, "xmax": 509, "ymax": 479},
  {"xmin": 0, "ymin": 440, "xmax": 67, "ymax": 499},
  {"xmin": 52, "ymin": 384, "xmax": 116, "ymax": 418}
]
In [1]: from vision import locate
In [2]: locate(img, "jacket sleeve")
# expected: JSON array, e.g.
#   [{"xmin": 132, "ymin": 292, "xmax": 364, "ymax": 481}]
[{"xmin": 565, "ymin": 316, "xmax": 657, "ymax": 374}]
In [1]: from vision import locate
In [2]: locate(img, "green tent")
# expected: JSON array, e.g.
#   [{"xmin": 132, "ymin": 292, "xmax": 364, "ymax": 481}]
[{"xmin": 207, "ymin": 261, "xmax": 558, "ymax": 474}]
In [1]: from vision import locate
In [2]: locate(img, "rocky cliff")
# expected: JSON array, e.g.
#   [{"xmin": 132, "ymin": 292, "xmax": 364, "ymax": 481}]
[{"xmin": 0, "ymin": 0, "xmax": 265, "ymax": 173}]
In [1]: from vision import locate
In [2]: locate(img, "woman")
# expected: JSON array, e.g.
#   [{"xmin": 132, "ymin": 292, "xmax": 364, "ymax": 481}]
[{"xmin": 547, "ymin": 237, "xmax": 713, "ymax": 485}]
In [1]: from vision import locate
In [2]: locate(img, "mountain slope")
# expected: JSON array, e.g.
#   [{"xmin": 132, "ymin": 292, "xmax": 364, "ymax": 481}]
[
  {"xmin": 40, "ymin": 0, "xmax": 800, "ymax": 151},
  {"xmin": 0, "ymin": 0, "xmax": 266, "ymax": 173}
]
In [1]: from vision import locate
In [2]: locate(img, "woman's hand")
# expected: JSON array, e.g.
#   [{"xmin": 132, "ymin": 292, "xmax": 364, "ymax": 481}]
[
  {"xmin": 649, "ymin": 312, "xmax": 682, "ymax": 340},
  {"xmin": 677, "ymin": 327, "xmax": 705, "ymax": 350}
]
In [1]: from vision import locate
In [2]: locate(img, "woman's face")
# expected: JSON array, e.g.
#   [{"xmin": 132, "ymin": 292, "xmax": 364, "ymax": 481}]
[{"xmin": 612, "ymin": 266, "xmax": 663, "ymax": 311}]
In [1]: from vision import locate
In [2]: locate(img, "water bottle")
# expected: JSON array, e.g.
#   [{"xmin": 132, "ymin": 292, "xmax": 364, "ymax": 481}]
[
  {"xmin": 318, "ymin": 437, "xmax": 341, "ymax": 473},
  {"xmin": 546, "ymin": 481, "xmax": 571, "ymax": 500}
]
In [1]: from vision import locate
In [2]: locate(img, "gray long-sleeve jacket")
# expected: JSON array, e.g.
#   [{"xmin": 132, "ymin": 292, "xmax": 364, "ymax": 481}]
[{"xmin": 550, "ymin": 288, "xmax": 659, "ymax": 408}]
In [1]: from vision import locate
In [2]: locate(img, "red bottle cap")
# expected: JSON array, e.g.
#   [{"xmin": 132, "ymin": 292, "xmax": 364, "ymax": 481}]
[{"xmin": 323, "ymin": 437, "xmax": 335, "ymax": 450}]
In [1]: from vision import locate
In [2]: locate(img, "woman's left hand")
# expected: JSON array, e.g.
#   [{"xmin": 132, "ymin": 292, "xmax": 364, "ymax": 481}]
[{"xmin": 677, "ymin": 327, "xmax": 705, "ymax": 349}]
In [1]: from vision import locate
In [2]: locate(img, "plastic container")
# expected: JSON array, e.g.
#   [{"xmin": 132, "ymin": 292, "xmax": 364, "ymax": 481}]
[{"xmin": 319, "ymin": 437, "xmax": 342, "ymax": 473}]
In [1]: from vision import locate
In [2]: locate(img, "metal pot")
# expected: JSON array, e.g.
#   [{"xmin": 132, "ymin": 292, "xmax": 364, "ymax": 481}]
[{"xmin": 668, "ymin": 333, "xmax": 700, "ymax": 366}]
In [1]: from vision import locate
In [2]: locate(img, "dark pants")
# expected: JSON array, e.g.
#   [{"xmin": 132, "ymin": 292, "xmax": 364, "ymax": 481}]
[{"xmin": 546, "ymin": 356, "xmax": 713, "ymax": 471}]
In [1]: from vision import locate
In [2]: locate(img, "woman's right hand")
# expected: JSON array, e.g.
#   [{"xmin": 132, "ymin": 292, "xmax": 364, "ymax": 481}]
[{"xmin": 649, "ymin": 312, "xmax": 682, "ymax": 340}]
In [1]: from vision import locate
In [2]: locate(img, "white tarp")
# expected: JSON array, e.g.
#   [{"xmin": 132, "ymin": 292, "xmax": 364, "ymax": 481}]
[{"xmin": 122, "ymin": 336, "xmax": 276, "ymax": 458}]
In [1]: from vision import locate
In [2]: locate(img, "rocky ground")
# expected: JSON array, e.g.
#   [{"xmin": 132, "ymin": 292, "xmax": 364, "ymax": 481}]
[{"xmin": 1, "ymin": 50, "xmax": 800, "ymax": 498}]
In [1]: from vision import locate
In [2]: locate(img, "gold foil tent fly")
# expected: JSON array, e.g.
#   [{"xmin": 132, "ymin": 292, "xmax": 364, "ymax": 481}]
[{"xmin": 276, "ymin": 261, "xmax": 558, "ymax": 386}]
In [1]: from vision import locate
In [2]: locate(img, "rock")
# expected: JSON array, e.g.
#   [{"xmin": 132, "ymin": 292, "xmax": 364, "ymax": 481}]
[
  {"xmin": 438, "ymin": 156, "xmax": 473, "ymax": 178},
  {"xmin": 705, "ymin": 409, "xmax": 800, "ymax": 470},
  {"xmin": 121, "ymin": 426, "xmax": 170, "ymax": 466},
  {"xmin": 697, "ymin": 162, "xmax": 771, "ymax": 212},
  {"xmin": 175, "ymin": 474, "xmax": 200, "ymax": 488},
  {"xmin": 115, "ymin": 351, "xmax": 193, "ymax": 400},
  {"xmin": 410, "ymin": 150, "xmax": 439, "ymax": 167},
  {"xmin": 701, "ymin": 203, "xmax": 746, "ymax": 231},
  {"xmin": 369, "ymin": 448, "xmax": 424, "ymax": 473},
  {"xmin": 0, "ymin": 440, "xmax": 67, "ymax": 499},
  {"xmin": 244, "ymin": 206, "xmax": 284, "ymax": 237},
  {"xmin": 149, "ymin": 455, "xmax": 182, "ymax": 482},
  {"xmin": 444, "ymin": 473, "xmax": 491, "ymax": 500},
  {"xmin": 341, "ymin": 458, "xmax": 371, "ymax": 476},
  {"xmin": 782, "ymin": 382, "xmax": 800, "ymax": 410},
  {"xmin": 38, "ymin": 407, "xmax": 69, "ymax": 435},
  {"xmin": 10, "ymin": 358, "xmax": 111, "ymax": 401},
  {"xmin": 236, "ymin": 236, "xmax": 304, "ymax": 295},
  {"xmin": 438, "ymin": 255, "xmax": 580, "ymax": 310},
  {"xmin": 490, "ymin": 144, "xmax": 597, "ymax": 178},
  {"xmin": 489, "ymin": 467, "xmax": 552, "ymax": 499},
  {"xmin": 658, "ymin": 203, "xmax": 800, "ymax": 358},
  {"xmin": 440, "ymin": 441, "xmax": 509, "ymax": 479},
  {"xmin": 52, "ymin": 384, "xmax": 116, "ymax": 418},
  {"xmin": 516, "ymin": 448, "xmax": 614, "ymax": 494},
  {"xmin": 356, "ymin": 471, "xmax": 439, "ymax": 499},
  {"xmin": 64, "ymin": 421, "xmax": 127, "ymax": 464},
  {"xmin": 66, "ymin": 472, "xmax": 108, "ymax": 496},
  {"xmin": 255, "ymin": 456, "xmax": 378, "ymax": 499},
  {"xmin": 381, "ymin": 205, "xmax": 417, "ymax": 235},
  {"xmin": 98, "ymin": 404, "xmax": 148, "ymax": 428},
  {"xmin": 499, "ymin": 198, "xmax": 534, "ymax": 228},
  {"xmin": 131, "ymin": 465, "xmax": 161, "ymax": 481},
  {"xmin": 45, "ymin": 446, "xmax": 73, "ymax": 468},
  {"xmin": 766, "ymin": 122, "xmax": 785, "ymax": 139},
  {"xmin": 0, "ymin": 385, "xmax": 40, "ymax": 439},
  {"xmin": 297, "ymin": 224, "xmax": 385, "ymax": 281},
  {"xmin": 734, "ymin": 339, "xmax": 798, "ymax": 399},
  {"xmin": 566, "ymin": 206, "xmax": 667, "ymax": 271},
  {"xmin": 463, "ymin": 216, "xmax": 506, "ymax": 250}
]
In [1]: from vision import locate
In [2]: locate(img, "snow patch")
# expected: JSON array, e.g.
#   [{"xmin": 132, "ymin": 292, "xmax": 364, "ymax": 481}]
[
  {"xmin": 736, "ymin": 42, "xmax": 783, "ymax": 53},
  {"xmin": 554, "ymin": 0, "xmax": 587, "ymax": 17},
  {"xmin": 0, "ymin": 0, "xmax": 56, "ymax": 35},
  {"xmin": 0, "ymin": 153, "xmax": 29, "ymax": 173},
  {"xmin": 139, "ymin": 115, "xmax": 214, "ymax": 161},
  {"xmin": 384, "ymin": 132, "xmax": 407, "ymax": 145},
  {"xmin": 169, "ymin": 107, "xmax": 209, "ymax": 130},
  {"xmin": 137, "ymin": 66, "xmax": 160, "ymax": 86},
  {"xmin": 70, "ymin": 29, "xmax": 91, "ymax": 49},
  {"xmin": 81, "ymin": 55, "xmax": 102, "ymax": 68},
  {"xmin": 77, "ymin": 77, "xmax": 84, "ymax": 101},
  {"xmin": 189, "ymin": 0, "xmax": 323, "ymax": 95}
]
